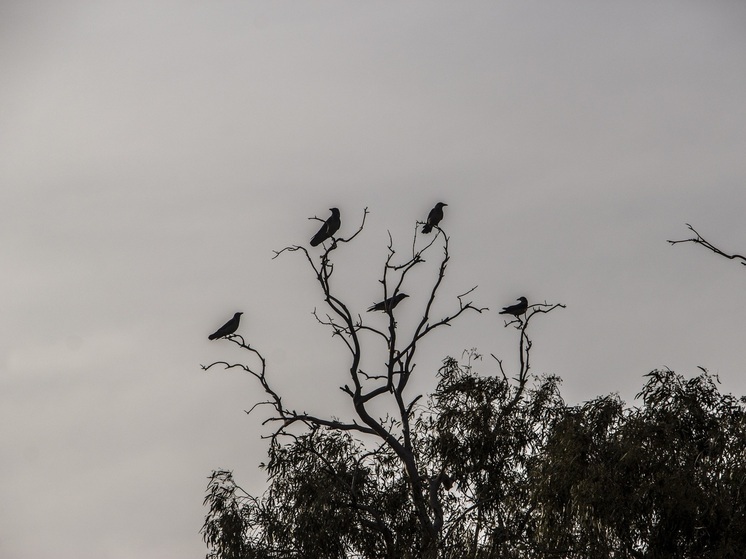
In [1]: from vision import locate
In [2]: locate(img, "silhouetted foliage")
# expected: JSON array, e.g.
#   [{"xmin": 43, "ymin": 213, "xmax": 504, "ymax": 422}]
[
  {"xmin": 203, "ymin": 367, "xmax": 746, "ymax": 558},
  {"xmin": 533, "ymin": 369, "xmax": 746, "ymax": 558}
]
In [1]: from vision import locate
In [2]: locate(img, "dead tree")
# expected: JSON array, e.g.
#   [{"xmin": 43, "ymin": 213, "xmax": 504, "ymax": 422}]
[{"xmin": 201, "ymin": 209, "xmax": 565, "ymax": 558}]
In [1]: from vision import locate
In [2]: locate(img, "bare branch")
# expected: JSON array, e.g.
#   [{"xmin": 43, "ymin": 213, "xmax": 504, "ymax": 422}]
[
  {"xmin": 495, "ymin": 301, "xmax": 565, "ymax": 419},
  {"xmin": 261, "ymin": 414, "xmax": 377, "ymax": 436},
  {"xmin": 500, "ymin": 301, "xmax": 567, "ymax": 329},
  {"xmin": 668, "ymin": 223, "xmax": 746, "ymax": 266},
  {"xmin": 203, "ymin": 335, "xmax": 381, "ymax": 445},
  {"xmin": 410, "ymin": 221, "xmax": 443, "ymax": 262},
  {"xmin": 358, "ymin": 370, "xmax": 388, "ymax": 381},
  {"xmin": 336, "ymin": 207, "xmax": 369, "ymax": 246},
  {"xmin": 399, "ymin": 250, "xmax": 488, "ymax": 388},
  {"xmin": 490, "ymin": 353, "xmax": 509, "ymax": 382}
]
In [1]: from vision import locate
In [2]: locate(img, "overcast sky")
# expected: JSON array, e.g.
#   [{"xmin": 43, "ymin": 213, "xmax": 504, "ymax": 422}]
[{"xmin": 2, "ymin": 2, "xmax": 745, "ymax": 558}]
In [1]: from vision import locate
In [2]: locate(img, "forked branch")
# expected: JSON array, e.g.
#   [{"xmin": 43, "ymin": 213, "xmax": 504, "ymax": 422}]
[
  {"xmin": 202, "ymin": 335, "xmax": 376, "ymax": 441},
  {"xmin": 493, "ymin": 301, "xmax": 565, "ymax": 416},
  {"xmin": 668, "ymin": 223, "xmax": 746, "ymax": 266}
]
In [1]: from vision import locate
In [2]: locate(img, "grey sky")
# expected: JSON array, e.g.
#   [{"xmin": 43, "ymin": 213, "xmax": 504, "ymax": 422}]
[{"xmin": 2, "ymin": 2, "xmax": 745, "ymax": 557}]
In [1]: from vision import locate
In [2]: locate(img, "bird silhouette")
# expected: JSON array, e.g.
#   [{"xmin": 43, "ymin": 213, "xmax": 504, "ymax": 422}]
[
  {"xmin": 368, "ymin": 293, "xmax": 409, "ymax": 312},
  {"xmin": 499, "ymin": 297, "xmax": 528, "ymax": 317},
  {"xmin": 310, "ymin": 208, "xmax": 341, "ymax": 247},
  {"xmin": 208, "ymin": 312, "xmax": 243, "ymax": 340},
  {"xmin": 422, "ymin": 202, "xmax": 447, "ymax": 234}
]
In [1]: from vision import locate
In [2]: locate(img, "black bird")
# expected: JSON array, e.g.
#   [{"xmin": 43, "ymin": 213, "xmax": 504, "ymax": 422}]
[
  {"xmin": 368, "ymin": 293, "xmax": 409, "ymax": 312},
  {"xmin": 310, "ymin": 208, "xmax": 341, "ymax": 247},
  {"xmin": 422, "ymin": 202, "xmax": 447, "ymax": 234},
  {"xmin": 499, "ymin": 297, "xmax": 528, "ymax": 317},
  {"xmin": 208, "ymin": 312, "xmax": 243, "ymax": 340}
]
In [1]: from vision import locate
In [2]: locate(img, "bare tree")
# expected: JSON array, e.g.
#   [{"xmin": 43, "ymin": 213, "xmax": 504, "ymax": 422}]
[{"xmin": 201, "ymin": 209, "xmax": 564, "ymax": 558}]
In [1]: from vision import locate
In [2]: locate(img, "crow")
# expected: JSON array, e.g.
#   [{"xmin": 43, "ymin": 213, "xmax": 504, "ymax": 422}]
[
  {"xmin": 499, "ymin": 297, "xmax": 528, "ymax": 317},
  {"xmin": 422, "ymin": 202, "xmax": 447, "ymax": 234},
  {"xmin": 368, "ymin": 293, "xmax": 409, "ymax": 312},
  {"xmin": 208, "ymin": 312, "xmax": 243, "ymax": 340},
  {"xmin": 310, "ymin": 208, "xmax": 341, "ymax": 247}
]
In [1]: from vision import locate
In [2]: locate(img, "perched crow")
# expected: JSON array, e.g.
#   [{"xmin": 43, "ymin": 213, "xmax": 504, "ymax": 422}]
[
  {"xmin": 499, "ymin": 297, "xmax": 528, "ymax": 317},
  {"xmin": 208, "ymin": 312, "xmax": 243, "ymax": 340},
  {"xmin": 422, "ymin": 202, "xmax": 448, "ymax": 234},
  {"xmin": 310, "ymin": 208, "xmax": 341, "ymax": 247},
  {"xmin": 368, "ymin": 293, "xmax": 409, "ymax": 312}
]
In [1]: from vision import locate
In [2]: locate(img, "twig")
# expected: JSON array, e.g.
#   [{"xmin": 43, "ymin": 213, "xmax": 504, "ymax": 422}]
[{"xmin": 668, "ymin": 223, "xmax": 746, "ymax": 266}]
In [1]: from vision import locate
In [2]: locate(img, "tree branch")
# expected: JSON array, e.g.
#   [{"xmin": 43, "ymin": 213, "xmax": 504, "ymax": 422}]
[{"xmin": 668, "ymin": 223, "xmax": 746, "ymax": 266}]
